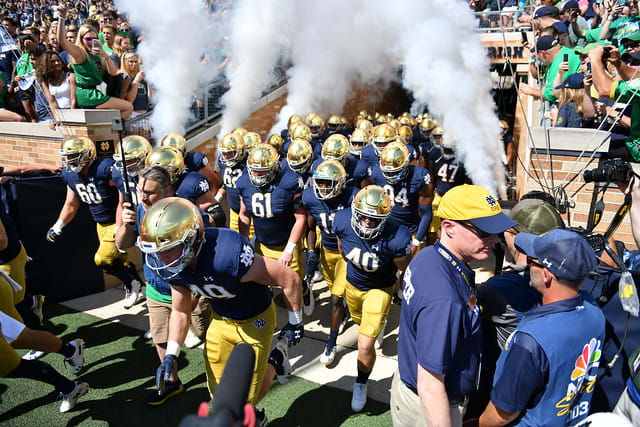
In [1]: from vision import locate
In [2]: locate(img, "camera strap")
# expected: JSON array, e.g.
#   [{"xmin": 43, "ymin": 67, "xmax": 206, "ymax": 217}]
[{"xmin": 586, "ymin": 182, "xmax": 607, "ymax": 232}]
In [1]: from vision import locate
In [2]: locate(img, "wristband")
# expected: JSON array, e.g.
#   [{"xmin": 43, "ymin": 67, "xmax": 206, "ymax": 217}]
[
  {"xmin": 412, "ymin": 238, "xmax": 423, "ymax": 246},
  {"xmin": 284, "ymin": 241, "xmax": 297, "ymax": 255},
  {"xmin": 214, "ymin": 191, "xmax": 224, "ymax": 203},
  {"xmin": 53, "ymin": 219, "xmax": 65, "ymax": 233},
  {"xmin": 289, "ymin": 310, "xmax": 303, "ymax": 325},
  {"xmin": 166, "ymin": 340, "xmax": 181, "ymax": 357}
]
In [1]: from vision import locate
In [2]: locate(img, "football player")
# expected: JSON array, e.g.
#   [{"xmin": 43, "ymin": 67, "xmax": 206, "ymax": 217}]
[
  {"xmin": 145, "ymin": 147, "xmax": 224, "ymax": 227},
  {"xmin": 333, "ymin": 186, "xmax": 412, "ymax": 412},
  {"xmin": 312, "ymin": 133, "xmax": 369, "ymax": 189},
  {"xmin": 216, "ymin": 133, "xmax": 253, "ymax": 239},
  {"xmin": 137, "ymin": 197, "xmax": 303, "ymax": 412},
  {"xmin": 280, "ymin": 114, "xmax": 304, "ymax": 140},
  {"xmin": 302, "ymin": 160, "xmax": 357, "ymax": 365},
  {"xmin": 306, "ymin": 112, "xmax": 326, "ymax": 143},
  {"xmin": 47, "ymin": 136, "xmax": 144, "ymax": 309},
  {"xmin": 266, "ymin": 133, "xmax": 285, "ymax": 157},
  {"xmin": 349, "ymin": 128, "xmax": 371, "ymax": 159},
  {"xmin": 361, "ymin": 124, "xmax": 419, "ymax": 170},
  {"xmin": 160, "ymin": 133, "xmax": 225, "ymax": 226},
  {"xmin": 112, "ymin": 135, "xmax": 152, "ymax": 207},
  {"xmin": 283, "ymin": 123, "xmax": 322, "ymax": 158}
]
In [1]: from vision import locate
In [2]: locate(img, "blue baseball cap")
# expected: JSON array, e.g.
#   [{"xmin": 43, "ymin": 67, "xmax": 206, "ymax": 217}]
[
  {"xmin": 514, "ymin": 229, "xmax": 598, "ymax": 282},
  {"xmin": 534, "ymin": 6, "xmax": 560, "ymax": 19},
  {"xmin": 555, "ymin": 73, "xmax": 585, "ymax": 90},
  {"xmin": 536, "ymin": 35, "xmax": 558, "ymax": 51},
  {"xmin": 561, "ymin": 0, "xmax": 579, "ymax": 13}
]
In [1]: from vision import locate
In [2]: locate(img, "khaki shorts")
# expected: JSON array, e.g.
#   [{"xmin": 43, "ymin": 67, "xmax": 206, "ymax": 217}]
[{"xmin": 147, "ymin": 296, "xmax": 213, "ymax": 344}]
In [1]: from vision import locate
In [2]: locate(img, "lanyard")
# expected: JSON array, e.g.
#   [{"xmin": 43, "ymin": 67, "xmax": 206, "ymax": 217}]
[{"xmin": 435, "ymin": 241, "xmax": 473, "ymax": 292}]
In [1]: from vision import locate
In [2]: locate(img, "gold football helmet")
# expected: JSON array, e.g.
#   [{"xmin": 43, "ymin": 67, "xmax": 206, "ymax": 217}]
[
  {"xmin": 114, "ymin": 135, "xmax": 152, "ymax": 177},
  {"xmin": 312, "ymin": 160, "xmax": 346, "ymax": 200},
  {"xmin": 372, "ymin": 123, "xmax": 397, "ymax": 156},
  {"xmin": 431, "ymin": 126, "xmax": 444, "ymax": 144},
  {"xmin": 327, "ymin": 114, "xmax": 342, "ymax": 133},
  {"xmin": 267, "ymin": 134, "xmax": 285, "ymax": 154},
  {"xmin": 219, "ymin": 133, "xmax": 247, "ymax": 167},
  {"xmin": 398, "ymin": 116, "xmax": 413, "ymax": 128},
  {"xmin": 349, "ymin": 128, "xmax": 371, "ymax": 158},
  {"xmin": 375, "ymin": 114, "xmax": 389, "ymax": 125},
  {"xmin": 290, "ymin": 123, "xmax": 312, "ymax": 142},
  {"xmin": 398, "ymin": 125, "xmax": 413, "ymax": 141},
  {"xmin": 388, "ymin": 119, "xmax": 400, "ymax": 130},
  {"xmin": 307, "ymin": 115, "xmax": 325, "ymax": 138},
  {"xmin": 138, "ymin": 197, "xmax": 204, "ymax": 279},
  {"xmin": 60, "ymin": 136, "xmax": 96, "ymax": 173},
  {"xmin": 322, "ymin": 134, "xmax": 350, "ymax": 165},
  {"xmin": 357, "ymin": 110, "xmax": 368, "ymax": 120},
  {"xmin": 380, "ymin": 142, "xmax": 410, "ymax": 184},
  {"xmin": 160, "ymin": 133, "xmax": 187, "ymax": 155},
  {"xmin": 419, "ymin": 117, "xmax": 437, "ymax": 136},
  {"xmin": 145, "ymin": 146, "xmax": 186, "ymax": 184},
  {"xmin": 232, "ymin": 127, "xmax": 248, "ymax": 137},
  {"xmin": 355, "ymin": 119, "xmax": 373, "ymax": 135},
  {"xmin": 351, "ymin": 185, "xmax": 392, "ymax": 240},
  {"xmin": 439, "ymin": 135, "xmax": 456, "ymax": 160},
  {"xmin": 243, "ymin": 132, "xmax": 262, "ymax": 151},
  {"xmin": 340, "ymin": 116, "xmax": 348, "ymax": 129},
  {"xmin": 247, "ymin": 143, "xmax": 279, "ymax": 187},
  {"xmin": 287, "ymin": 139, "xmax": 314, "ymax": 175},
  {"xmin": 288, "ymin": 114, "xmax": 304, "ymax": 128}
]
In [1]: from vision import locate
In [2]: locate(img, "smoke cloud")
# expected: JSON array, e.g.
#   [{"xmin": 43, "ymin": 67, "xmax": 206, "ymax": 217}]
[
  {"xmin": 115, "ymin": 0, "xmax": 228, "ymax": 141},
  {"xmin": 220, "ymin": 0, "xmax": 504, "ymax": 195}
]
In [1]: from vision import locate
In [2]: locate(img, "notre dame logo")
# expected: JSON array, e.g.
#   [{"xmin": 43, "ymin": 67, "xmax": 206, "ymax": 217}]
[{"xmin": 95, "ymin": 139, "xmax": 115, "ymax": 158}]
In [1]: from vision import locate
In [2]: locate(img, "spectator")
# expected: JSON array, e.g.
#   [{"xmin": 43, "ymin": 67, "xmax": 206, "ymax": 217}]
[
  {"xmin": 109, "ymin": 33, "xmax": 131, "ymax": 68},
  {"xmin": 551, "ymin": 72, "xmax": 596, "ymax": 127},
  {"xmin": 2, "ymin": 17, "xmax": 18, "ymax": 40},
  {"xmin": 35, "ymin": 51, "xmax": 76, "ymax": 124},
  {"xmin": 100, "ymin": 23, "xmax": 115, "ymax": 54},
  {"xmin": 65, "ymin": 28, "xmax": 77, "ymax": 45},
  {"xmin": 564, "ymin": 0, "xmax": 589, "ymax": 47},
  {"xmin": 14, "ymin": 35, "xmax": 39, "ymax": 122},
  {"xmin": 56, "ymin": 7, "xmax": 132, "ymax": 118},
  {"xmin": 613, "ymin": 346, "xmax": 640, "ymax": 425},
  {"xmin": 599, "ymin": 1, "xmax": 640, "ymax": 45},
  {"xmin": 118, "ymin": 52, "xmax": 150, "ymax": 116},
  {"xmin": 47, "ymin": 31, "xmax": 69, "ymax": 65},
  {"xmin": 533, "ymin": 6, "xmax": 573, "ymax": 47},
  {"xmin": 0, "ymin": 72, "xmax": 25, "ymax": 122}
]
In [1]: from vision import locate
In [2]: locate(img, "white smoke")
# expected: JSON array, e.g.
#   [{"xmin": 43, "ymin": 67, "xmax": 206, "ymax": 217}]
[
  {"xmin": 218, "ymin": 0, "xmax": 505, "ymax": 195},
  {"xmin": 115, "ymin": 0, "xmax": 229, "ymax": 141}
]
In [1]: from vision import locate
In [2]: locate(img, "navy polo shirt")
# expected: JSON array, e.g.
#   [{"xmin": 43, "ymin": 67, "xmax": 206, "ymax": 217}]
[
  {"xmin": 398, "ymin": 241, "xmax": 481, "ymax": 400},
  {"xmin": 491, "ymin": 292, "xmax": 599, "ymax": 414}
]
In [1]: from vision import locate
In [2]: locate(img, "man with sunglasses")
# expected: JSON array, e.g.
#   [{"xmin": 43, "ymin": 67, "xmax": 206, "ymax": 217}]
[
  {"xmin": 391, "ymin": 184, "xmax": 516, "ymax": 427},
  {"xmin": 470, "ymin": 229, "xmax": 605, "ymax": 427}
]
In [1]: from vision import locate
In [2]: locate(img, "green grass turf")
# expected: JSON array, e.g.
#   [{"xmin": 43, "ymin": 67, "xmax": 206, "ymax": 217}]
[{"xmin": 0, "ymin": 304, "xmax": 392, "ymax": 426}]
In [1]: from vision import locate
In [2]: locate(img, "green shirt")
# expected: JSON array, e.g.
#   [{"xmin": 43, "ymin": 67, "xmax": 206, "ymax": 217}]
[
  {"xmin": 612, "ymin": 78, "xmax": 640, "ymax": 140},
  {"xmin": 146, "ymin": 282, "xmax": 172, "ymax": 304},
  {"xmin": 609, "ymin": 16, "xmax": 640, "ymax": 44},
  {"xmin": 543, "ymin": 46, "xmax": 581, "ymax": 103},
  {"xmin": 585, "ymin": 28, "xmax": 602, "ymax": 44},
  {"xmin": 15, "ymin": 53, "xmax": 32, "ymax": 77}
]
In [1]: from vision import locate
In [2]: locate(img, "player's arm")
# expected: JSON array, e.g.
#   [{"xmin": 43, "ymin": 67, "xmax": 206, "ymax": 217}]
[
  {"xmin": 305, "ymin": 212, "xmax": 317, "ymax": 254},
  {"xmin": 198, "ymin": 163, "xmax": 222, "ymax": 195},
  {"xmin": 115, "ymin": 202, "xmax": 137, "ymax": 250},
  {"xmin": 394, "ymin": 253, "xmax": 412, "ymax": 273},
  {"xmin": 238, "ymin": 198, "xmax": 251, "ymax": 237},
  {"xmin": 241, "ymin": 253, "xmax": 302, "ymax": 313},
  {"xmin": 413, "ymin": 184, "xmax": 434, "ymax": 256},
  {"xmin": 417, "ymin": 365, "xmax": 452, "ymax": 427},
  {"xmin": 47, "ymin": 185, "xmax": 80, "ymax": 242},
  {"xmin": 279, "ymin": 197, "xmax": 307, "ymax": 266},
  {"xmin": 2, "ymin": 164, "xmax": 61, "ymax": 175},
  {"xmin": 115, "ymin": 189, "xmax": 124, "ymax": 227}
]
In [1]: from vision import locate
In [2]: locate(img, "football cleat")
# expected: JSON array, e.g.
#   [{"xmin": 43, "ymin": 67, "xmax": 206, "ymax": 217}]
[
  {"xmin": 145, "ymin": 146, "xmax": 186, "ymax": 184},
  {"xmin": 286, "ymin": 139, "xmax": 314, "ymax": 176},
  {"xmin": 349, "ymin": 128, "xmax": 371, "ymax": 158},
  {"xmin": 123, "ymin": 279, "xmax": 144, "ymax": 309},
  {"xmin": 326, "ymin": 114, "xmax": 342, "ymax": 133},
  {"xmin": 303, "ymin": 283, "xmax": 315, "ymax": 317},
  {"xmin": 219, "ymin": 133, "xmax": 247, "ymax": 167},
  {"xmin": 138, "ymin": 197, "xmax": 205, "ymax": 280},
  {"xmin": 64, "ymin": 339, "xmax": 85, "ymax": 375},
  {"xmin": 312, "ymin": 160, "xmax": 347, "ymax": 200},
  {"xmin": 160, "ymin": 133, "xmax": 187, "ymax": 155},
  {"xmin": 320, "ymin": 343, "xmax": 336, "ymax": 365},
  {"xmin": 59, "ymin": 381, "xmax": 89, "ymax": 413},
  {"xmin": 22, "ymin": 350, "xmax": 46, "ymax": 360},
  {"xmin": 322, "ymin": 134, "xmax": 350, "ymax": 165},
  {"xmin": 351, "ymin": 186, "xmax": 392, "ymax": 240},
  {"xmin": 145, "ymin": 379, "xmax": 183, "ymax": 406},
  {"xmin": 266, "ymin": 133, "xmax": 285, "ymax": 154},
  {"xmin": 351, "ymin": 382, "xmax": 368, "ymax": 412},
  {"xmin": 60, "ymin": 136, "xmax": 96, "ymax": 173},
  {"xmin": 269, "ymin": 339, "xmax": 291, "ymax": 385},
  {"xmin": 371, "ymin": 124, "xmax": 397, "ymax": 156},
  {"xmin": 114, "ymin": 135, "xmax": 152, "ymax": 177},
  {"xmin": 247, "ymin": 143, "xmax": 280, "ymax": 187},
  {"xmin": 243, "ymin": 132, "xmax": 262, "ymax": 152},
  {"xmin": 184, "ymin": 329, "xmax": 203, "ymax": 349},
  {"xmin": 379, "ymin": 142, "xmax": 410, "ymax": 184},
  {"xmin": 31, "ymin": 294, "xmax": 45, "ymax": 325}
]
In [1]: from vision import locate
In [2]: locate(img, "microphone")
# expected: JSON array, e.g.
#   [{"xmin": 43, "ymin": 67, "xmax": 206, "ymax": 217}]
[{"xmin": 210, "ymin": 342, "xmax": 256, "ymax": 424}]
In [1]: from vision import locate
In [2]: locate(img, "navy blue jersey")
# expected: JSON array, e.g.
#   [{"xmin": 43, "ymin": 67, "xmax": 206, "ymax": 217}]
[
  {"xmin": 61, "ymin": 158, "xmax": 118, "ymax": 224},
  {"xmin": 361, "ymin": 143, "xmax": 417, "ymax": 169},
  {"xmin": 0, "ymin": 206, "xmax": 21, "ymax": 263},
  {"xmin": 302, "ymin": 185, "xmax": 357, "ymax": 251},
  {"xmin": 174, "ymin": 171, "xmax": 210, "ymax": 204},
  {"xmin": 419, "ymin": 140, "xmax": 438, "ymax": 163},
  {"xmin": 218, "ymin": 157, "xmax": 246, "ymax": 213},
  {"xmin": 282, "ymin": 138, "xmax": 323, "ymax": 159},
  {"xmin": 370, "ymin": 164, "xmax": 430, "ymax": 233},
  {"xmin": 432, "ymin": 155, "xmax": 468, "ymax": 196},
  {"xmin": 332, "ymin": 208, "xmax": 411, "ymax": 290},
  {"xmin": 280, "ymin": 158, "xmax": 313, "ymax": 189},
  {"xmin": 170, "ymin": 228, "xmax": 272, "ymax": 320},
  {"xmin": 111, "ymin": 167, "xmax": 139, "ymax": 205},
  {"xmin": 185, "ymin": 151, "xmax": 208, "ymax": 173},
  {"xmin": 237, "ymin": 170, "xmax": 304, "ymax": 246},
  {"xmin": 311, "ymin": 154, "xmax": 368, "ymax": 187}
]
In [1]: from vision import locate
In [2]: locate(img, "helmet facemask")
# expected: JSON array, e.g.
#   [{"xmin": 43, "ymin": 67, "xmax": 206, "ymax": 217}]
[
  {"xmin": 139, "ymin": 226, "xmax": 202, "ymax": 280},
  {"xmin": 249, "ymin": 164, "xmax": 278, "ymax": 187},
  {"xmin": 351, "ymin": 209, "xmax": 388, "ymax": 240},
  {"xmin": 61, "ymin": 151, "xmax": 89, "ymax": 173}
]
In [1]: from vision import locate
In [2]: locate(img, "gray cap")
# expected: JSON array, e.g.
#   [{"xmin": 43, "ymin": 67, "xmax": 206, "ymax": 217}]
[{"xmin": 509, "ymin": 199, "xmax": 565, "ymax": 235}]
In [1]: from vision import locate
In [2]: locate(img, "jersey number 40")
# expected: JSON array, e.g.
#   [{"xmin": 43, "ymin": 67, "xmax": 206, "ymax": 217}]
[{"xmin": 346, "ymin": 247, "xmax": 379, "ymax": 272}]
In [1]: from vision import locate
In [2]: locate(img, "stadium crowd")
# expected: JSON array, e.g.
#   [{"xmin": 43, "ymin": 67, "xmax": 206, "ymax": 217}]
[{"xmin": 1, "ymin": 1, "xmax": 640, "ymax": 427}]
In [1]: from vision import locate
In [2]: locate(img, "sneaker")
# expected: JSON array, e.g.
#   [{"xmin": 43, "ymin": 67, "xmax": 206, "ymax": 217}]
[
  {"xmin": 22, "ymin": 350, "xmax": 46, "ymax": 360},
  {"xmin": 351, "ymin": 382, "xmax": 368, "ymax": 412},
  {"xmin": 338, "ymin": 312, "xmax": 349, "ymax": 335},
  {"xmin": 312, "ymin": 269, "xmax": 324, "ymax": 283},
  {"xmin": 270, "ymin": 339, "xmax": 291, "ymax": 384},
  {"xmin": 64, "ymin": 339, "xmax": 85, "ymax": 375},
  {"xmin": 145, "ymin": 380, "xmax": 184, "ymax": 406},
  {"xmin": 123, "ymin": 280, "xmax": 144, "ymax": 309},
  {"xmin": 374, "ymin": 320, "xmax": 387, "ymax": 350},
  {"xmin": 59, "ymin": 381, "xmax": 89, "ymax": 413},
  {"xmin": 303, "ymin": 287, "xmax": 315, "ymax": 317},
  {"xmin": 319, "ymin": 344, "xmax": 336, "ymax": 365},
  {"xmin": 31, "ymin": 294, "xmax": 45, "ymax": 324},
  {"xmin": 144, "ymin": 329, "xmax": 153, "ymax": 340},
  {"xmin": 184, "ymin": 330, "xmax": 203, "ymax": 349}
]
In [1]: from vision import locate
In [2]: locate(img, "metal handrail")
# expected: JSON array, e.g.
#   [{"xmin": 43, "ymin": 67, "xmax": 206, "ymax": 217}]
[{"xmin": 473, "ymin": 7, "xmax": 534, "ymax": 33}]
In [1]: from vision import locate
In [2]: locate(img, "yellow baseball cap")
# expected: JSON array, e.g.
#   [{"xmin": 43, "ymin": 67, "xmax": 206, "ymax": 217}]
[{"xmin": 436, "ymin": 184, "xmax": 517, "ymax": 234}]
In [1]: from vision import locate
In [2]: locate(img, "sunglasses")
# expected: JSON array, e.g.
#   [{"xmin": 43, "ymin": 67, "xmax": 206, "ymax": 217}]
[
  {"xmin": 526, "ymin": 256, "xmax": 544, "ymax": 268},
  {"xmin": 102, "ymin": 17, "xmax": 113, "ymax": 21},
  {"xmin": 83, "ymin": 37, "xmax": 97, "ymax": 42},
  {"xmin": 453, "ymin": 220, "xmax": 492, "ymax": 239},
  {"xmin": 624, "ymin": 41, "xmax": 640, "ymax": 50}
]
